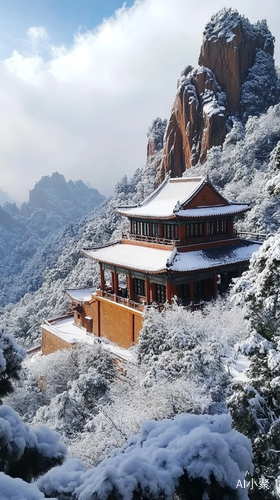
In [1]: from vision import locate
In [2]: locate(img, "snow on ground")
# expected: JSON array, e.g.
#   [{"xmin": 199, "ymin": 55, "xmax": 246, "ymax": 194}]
[
  {"xmin": 42, "ymin": 316, "xmax": 135, "ymax": 362},
  {"xmin": 229, "ymin": 353, "xmax": 250, "ymax": 383}
]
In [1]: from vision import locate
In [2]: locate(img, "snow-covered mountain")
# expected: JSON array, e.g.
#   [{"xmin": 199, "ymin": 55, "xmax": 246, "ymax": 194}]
[{"xmin": 0, "ymin": 172, "xmax": 104, "ymax": 308}]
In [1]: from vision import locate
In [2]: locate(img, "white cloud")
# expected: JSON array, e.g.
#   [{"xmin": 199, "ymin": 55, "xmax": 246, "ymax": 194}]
[
  {"xmin": 27, "ymin": 26, "xmax": 49, "ymax": 43},
  {"xmin": 0, "ymin": 0, "xmax": 279, "ymax": 204}
]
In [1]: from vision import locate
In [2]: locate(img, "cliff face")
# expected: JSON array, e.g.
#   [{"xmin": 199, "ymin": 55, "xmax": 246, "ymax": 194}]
[
  {"xmin": 158, "ymin": 67, "xmax": 226, "ymax": 182},
  {"xmin": 157, "ymin": 8, "xmax": 278, "ymax": 183},
  {"xmin": 199, "ymin": 11, "xmax": 274, "ymax": 114}
]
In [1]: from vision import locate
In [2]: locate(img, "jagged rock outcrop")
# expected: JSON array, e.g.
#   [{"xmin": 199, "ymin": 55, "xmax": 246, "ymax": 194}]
[
  {"xmin": 158, "ymin": 67, "xmax": 226, "ymax": 182},
  {"xmin": 146, "ymin": 117, "xmax": 167, "ymax": 174},
  {"xmin": 147, "ymin": 118, "xmax": 167, "ymax": 158},
  {"xmin": 199, "ymin": 9, "xmax": 274, "ymax": 114},
  {"xmin": 157, "ymin": 8, "xmax": 279, "ymax": 183}
]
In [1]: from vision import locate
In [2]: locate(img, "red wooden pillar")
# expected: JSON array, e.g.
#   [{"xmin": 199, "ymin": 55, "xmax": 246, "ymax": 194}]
[
  {"xmin": 100, "ymin": 263, "xmax": 105, "ymax": 290},
  {"xmin": 158, "ymin": 222, "xmax": 163, "ymax": 238},
  {"xmin": 115, "ymin": 272, "xmax": 119, "ymax": 295},
  {"xmin": 145, "ymin": 276, "xmax": 150, "ymax": 304},
  {"xmin": 150, "ymin": 282, "xmax": 156, "ymax": 302},
  {"xmin": 204, "ymin": 221, "xmax": 208, "ymax": 238},
  {"xmin": 111, "ymin": 269, "xmax": 118, "ymax": 295},
  {"xmin": 228, "ymin": 219, "xmax": 234, "ymax": 237},
  {"xmin": 166, "ymin": 281, "xmax": 172, "ymax": 304},
  {"xmin": 178, "ymin": 224, "xmax": 185, "ymax": 242},
  {"xmin": 213, "ymin": 274, "xmax": 218, "ymax": 298}
]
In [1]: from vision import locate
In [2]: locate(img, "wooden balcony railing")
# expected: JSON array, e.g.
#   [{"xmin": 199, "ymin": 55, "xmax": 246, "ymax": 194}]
[
  {"xmin": 122, "ymin": 232, "xmax": 237, "ymax": 247},
  {"xmin": 122, "ymin": 232, "xmax": 178, "ymax": 247},
  {"xmin": 123, "ymin": 230, "xmax": 268, "ymax": 247},
  {"xmin": 96, "ymin": 289, "xmax": 176, "ymax": 312},
  {"xmin": 97, "ymin": 289, "xmax": 145, "ymax": 312},
  {"xmin": 236, "ymin": 231, "xmax": 268, "ymax": 241}
]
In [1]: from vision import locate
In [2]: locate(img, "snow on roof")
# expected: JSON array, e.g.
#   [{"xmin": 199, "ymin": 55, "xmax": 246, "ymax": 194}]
[
  {"xmin": 176, "ymin": 204, "xmax": 250, "ymax": 218},
  {"xmin": 171, "ymin": 241, "xmax": 261, "ymax": 272},
  {"xmin": 83, "ymin": 240, "xmax": 261, "ymax": 274},
  {"xmin": 117, "ymin": 177, "xmax": 206, "ymax": 218},
  {"xmin": 43, "ymin": 316, "xmax": 93, "ymax": 345},
  {"xmin": 83, "ymin": 243, "xmax": 173, "ymax": 273},
  {"xmin": 64, "ymin": 288, "xmax": 96, "ymax": 303},
  {"xmin": 43, "ymin": 316, "xmax": 134, "ymax": 361}
]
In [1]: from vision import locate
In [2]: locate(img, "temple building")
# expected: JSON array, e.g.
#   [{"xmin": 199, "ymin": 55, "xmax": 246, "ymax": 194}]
[{"xmin": 42, "ymin": 176, "xmax": 261, "ymax": 354}]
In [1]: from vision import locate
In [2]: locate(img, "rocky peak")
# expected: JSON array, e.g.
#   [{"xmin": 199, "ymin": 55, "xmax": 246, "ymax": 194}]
[
  {"xmin": 199, "ymin": 8, "xmax": 274, "ymax": 114},
  {"xmin": 157, "ymin": 8, "xmax": 279, "ymax": 183}
]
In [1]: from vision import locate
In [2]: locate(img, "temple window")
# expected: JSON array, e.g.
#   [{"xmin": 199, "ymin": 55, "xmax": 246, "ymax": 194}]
[
  {"xmin": 181, "ymin": 283, "xmax": 190, "ymax": 298},
  {"xmin": 163, "ymin": 224, "xmax": 178, "ymax": 240},
  {"xmin": 194, "ymin": 280, "xmax": 203, "ymax": 295},
  {"xmin": 131, "ymin": 221, "xmax": 137, "ymax": 234},
  {"xmin": 206, "ymin": 220, "xmax": 228, "ymax": 235},
  {"xmin": 186, "ymin": 223, "xmax": 203, "ymax": 238},
  {"xmin": 156, "ymin": 284, "xmax": 166, "ymax": 303},
  {"xmin": 221, "ymin": 220, "xmax": 227, "ymax": 233},
  {"xmin": 136, "ymin": 221, "xmax": 142, "ymax": 235},
  {"xmin": 142, "ymin": 222, "xmax": 150, "ymax": 236},
  {"xmin": 152, "ymin": 223, "xmax": 159, "ymax": 237},
  {"xmin": 133, "ymin": 278, "xmax": 146, "ymax": 296}
]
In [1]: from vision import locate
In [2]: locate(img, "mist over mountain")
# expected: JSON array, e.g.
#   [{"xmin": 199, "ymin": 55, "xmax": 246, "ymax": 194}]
[
  {"xmin": 0, "ymin": 172, "xmax": 105, "ymax": 307},
  {"xmin": 0, "ymin": 187, "xmax": 13, "ymax": 205}
]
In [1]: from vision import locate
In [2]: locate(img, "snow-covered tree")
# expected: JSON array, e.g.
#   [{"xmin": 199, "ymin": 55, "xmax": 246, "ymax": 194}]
[
  {"xmin": 36, "ymin": 413, "xmax": 253, "ymax": 500},
  {"xmin": 0, "ymin": 327, "xmax": 66, "ymax": 488},
  {"xmin": 228, "ymin": 237, "xmax": 280, "ymax": 498},
  {"xmin": 0, "ymin": 328, "xmax": 25, "ymax": 399}
]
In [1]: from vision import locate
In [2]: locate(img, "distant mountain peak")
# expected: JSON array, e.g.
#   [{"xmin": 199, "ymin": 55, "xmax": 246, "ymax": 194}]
[{"xmin": 22, "ymin": 172, "xmax": 105, "ymax": 218}]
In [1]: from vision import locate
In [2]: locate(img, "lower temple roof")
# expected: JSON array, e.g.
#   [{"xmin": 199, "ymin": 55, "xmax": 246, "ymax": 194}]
[
  {"xmin": 171, "ymin": 240, "xmax": 261, "ymax": 272},
  {"xmin": 83, "ymin": 240, "xmax": 261, "ymax": 274}
]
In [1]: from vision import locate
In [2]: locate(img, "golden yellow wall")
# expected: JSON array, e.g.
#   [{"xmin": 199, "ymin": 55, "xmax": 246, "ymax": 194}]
[
  {"xmin": 42, "ymin": 298, "xmax": 144, "ymax": 354},
  {"xmin": 42, "ymin": 328, "xmax": 76, "ymax": 355},
  {"xmin": 134, "ymin": 315, "xmax": 144, "ymax": 343},
  {"xmin": 82, "ymin": 297, "xmax": 143, "ymax": 349}
]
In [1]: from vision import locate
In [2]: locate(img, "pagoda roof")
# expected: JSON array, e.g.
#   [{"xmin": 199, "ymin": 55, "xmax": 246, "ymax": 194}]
[
  {"xmin": 117, "ymin": 176, "xmax": 250, "ymax": 219},
  {"xmin": 82, "ymin": 240, "xmax": 261, "ymax": 274},
  {"xmin": 117, "ymin": 177, "xmax": 206, "ymax": 219},
  {"xmin": 82, "ymin": 243, "xmax": 172, "ymax": 273},
  {"xmin": 171, "ymin": 240, "xmax": 261, "ymax": 272}
]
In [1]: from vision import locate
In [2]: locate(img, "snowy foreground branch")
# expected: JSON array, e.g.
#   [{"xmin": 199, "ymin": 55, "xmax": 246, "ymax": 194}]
[{"xmin": 1, "ymin": 412, "xmax": 253, "ymax": 500}]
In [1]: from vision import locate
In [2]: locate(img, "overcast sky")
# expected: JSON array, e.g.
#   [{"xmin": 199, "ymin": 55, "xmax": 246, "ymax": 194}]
[{"xmin": 0, "ymin": 0, "xmax": 279, "ymax": 204}]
